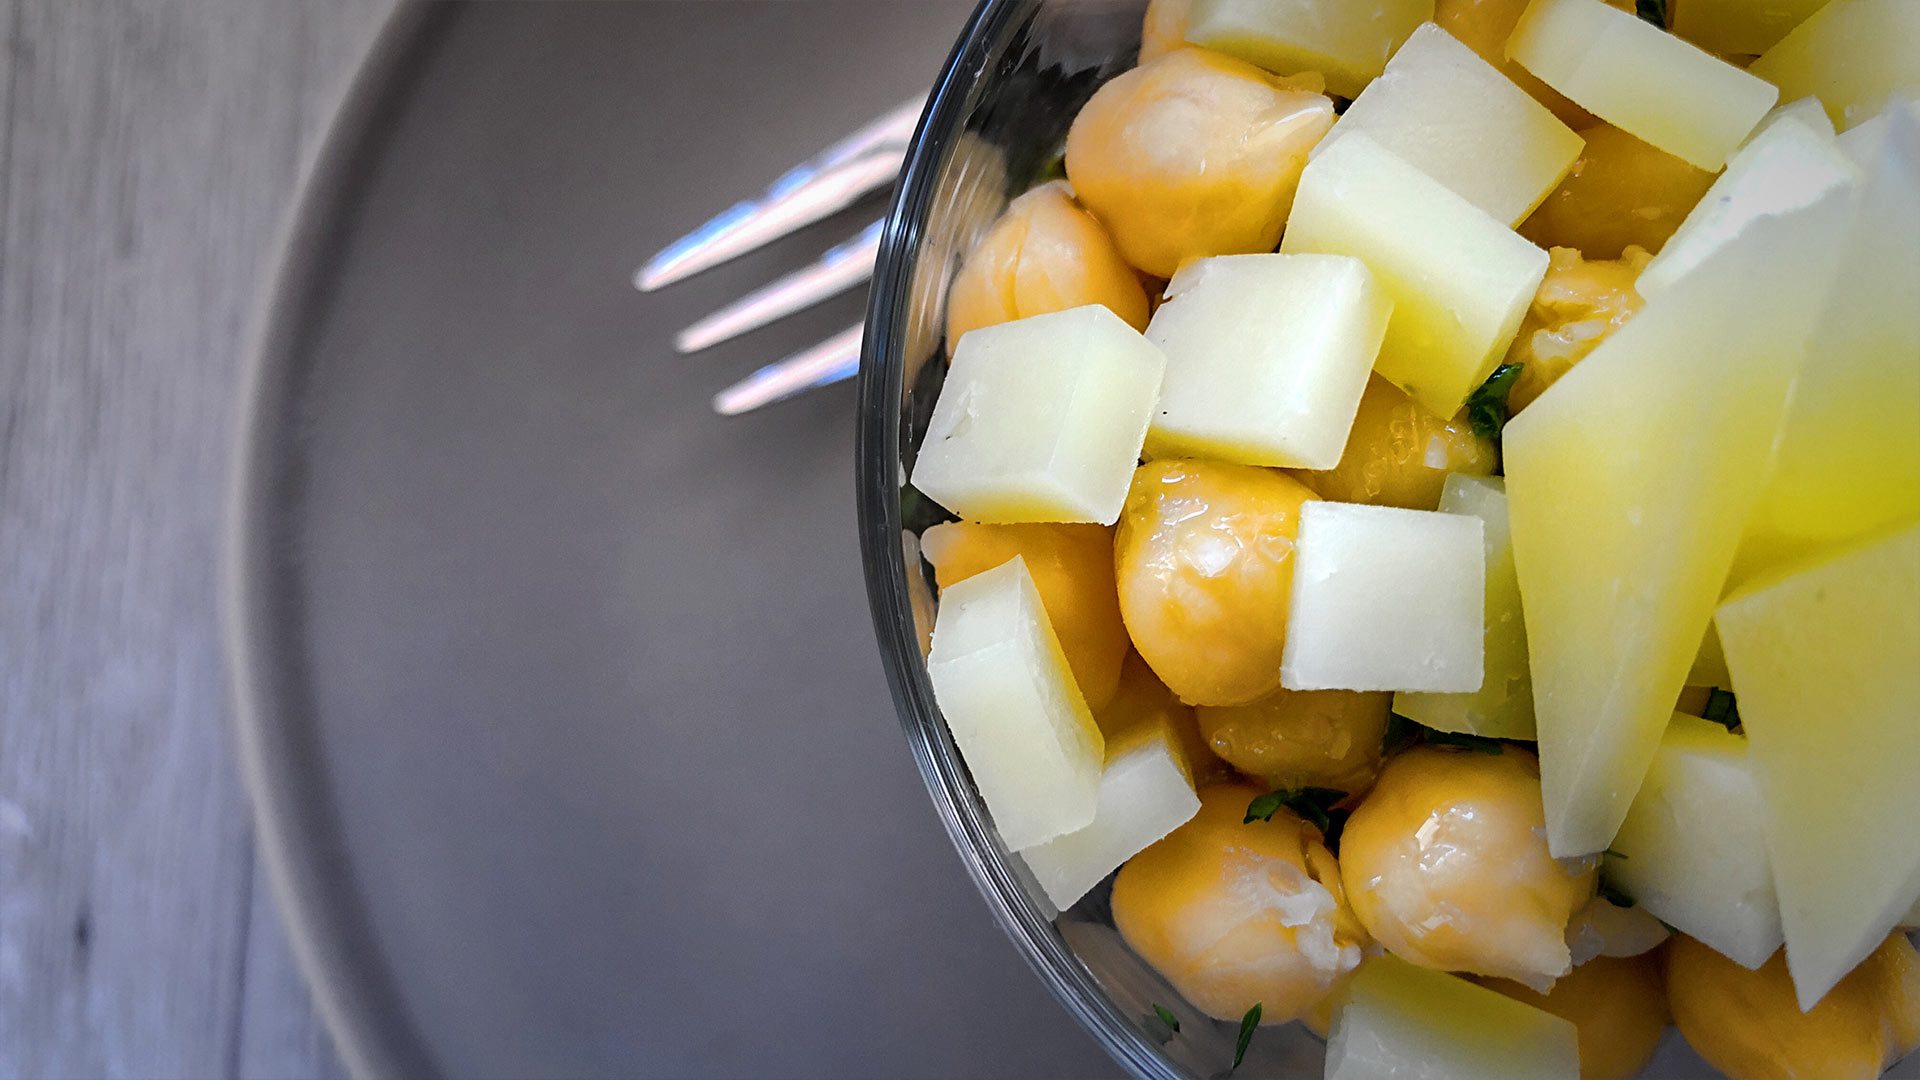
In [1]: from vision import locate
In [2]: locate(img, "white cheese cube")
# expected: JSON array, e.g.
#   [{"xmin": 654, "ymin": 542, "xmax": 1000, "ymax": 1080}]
[
  {"xmin": 1018, "ymin": 721, "xmax": 1201, "ymax": 909},
  {"xmin": 1282, "ymin": 133, "xmax": 1549, "ymax": 419},
  {"xmin": 1281, "ymin": 502, "xmax": 1485, "ymax": 693},
  {"xmin": 927, "ymin": 557, "xmax": 1105, "ymax": 851},
  {"xmin": 1316, "ymin": 22, "xmax": 1585, "ymax": 225},
  {"xmin": 1671, "ymin": 0, "xmax": 1830, "ymax": 57},
  {"xmin": 1144, "ymin": 254, "xmax": 1391, "ymax": 470},
  {"xmin": 1326, "ymin": 955, "xmax": 1580, "ymax": 1080},
  {"xmin": 910, "ymin": 305, "xmax": 1165, "ymax": 526},
  {"xmin": 1508, "ymin": 0, "xmax": 1780, "ymax": 170},
  {"xmin": 1183, "ymin": 0, "xmax": 1434, "ymax": 99},
  {"xmin": 1749, "ymin": 0, "xmax": 1920, "ymax": 132},
  {"xmin": 1608, "ymin": 714, "xmax": 1783, "ymax": 970}
]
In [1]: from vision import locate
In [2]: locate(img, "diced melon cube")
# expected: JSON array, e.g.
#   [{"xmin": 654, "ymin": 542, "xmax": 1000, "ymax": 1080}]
[
  {"xmin": 1282, "ymin": 133, "xmax": 1549, "ymax": 418},
  {"xmin": 1750, "ymin": 0, "xmax": 1920, "ymax": 131},
  {"xmin": 1638, "ymin": 107, "xmax": 1857, "ymax": 297},
  {"xmin": 1733, "ymin": 104, "xmax": 1920, "ymax": 584},
  {"xmin": 1671, "ymin": 0, "xmax": 1829, "ymax": 57},
  {"xmin": 910, "ymin": 306, "xmax": 1165, "ymax": 526},
  {"xmin": 1183, "ymin": 0, "xmax": 1434, "ymax": 99},
  {"xmin": 1281, "ymin": 501, "xmax": 1484, "ymax": 693},
  {"xmin": 1716, "ymin": 522, "xmax": 1920, "ymax": 1010},
  {"xmin": 1608, "ymin": 714, "xmax": 1783, "ymax": 969},
  {"xmin": 1326, "ymin": 954, "xmax": 1580, "ymax": 1080},
  {"xmin": 1018, "ymin": 720, "xmax": 1201, "ymax": 909},
  {"xmin": 1143, "ymin": 254, "xmax": 1391, "ymax": 470},
  {"xmin": 1508, "ymin": 0, "xmax": 1779, "ymax": 169},
  {"xmin": 926, "ymin": 557, "xmax": 1105, "ymax": 850},
  {"xmin": 1395, "ymin": 475, "xmax": 1535, "ymax": 739},
  {"xmin": 1503, "ymin": 176, "xmax": 1852, "ymax": 857},
  {"xmin": 1315, "ymin": 22, "xmax": 1585, "ymax": 226}
]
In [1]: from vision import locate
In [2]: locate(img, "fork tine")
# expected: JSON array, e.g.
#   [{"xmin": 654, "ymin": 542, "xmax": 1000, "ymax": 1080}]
[
  {"xmin": 711, "ymin": 324, "xmax": 864, "ymax": 416},
  {"xmin": 674, "ymin": 220, "xmax": 883, "ymax": 354},
  {"xmin": 636, "ymin": 96, "xmax": 923, "ymax": 292}
]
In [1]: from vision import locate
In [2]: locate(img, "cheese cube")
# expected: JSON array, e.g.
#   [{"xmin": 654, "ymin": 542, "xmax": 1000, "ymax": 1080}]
[
  {"xmin": 1508, "ymin": 0, "xmax": 1780, "ymax": 170},
  {"xmin": 1503, "ymin": 174, "xmax": 1852, "ymax": 857},
  {"xmin": 1326, "ymin": 955, "xmax": 1580, "ymax": 1080},
  {"xmin": 1750, "ymin": 95, "xmax": 1839, "ymax": 143},
  {"xmin": 1750, "ymin": 0, "xmax": 1920, "ymax": 131},
  {"xmin": 1144, "ymin": 254, "xmax": 1391, "ymax": 470},
  {"xmin": 1671, "ymin": 0, "xmax": 1829, "ymax": 57},
  {"xmin": 910, "ymin": 306, "xmax": 1165, "ymax": 526},
  {"xmin": 1638, "ymin": 107, "xmax": 1857, "ymax": 297},
  {"xmin": 1018, "ymin": 721, "xmax": 1201, "ymax": 909},
  {"xmin": 1717, "ymin": 522, "xmax": 1920, "ymax": 1009},
  {"xmin": 1395, "ymin": 475, "xmax": 1535, "ymax": 739},
  {"xmin": 1608, "ymin": 714, "xmax": 1783, "ymax": 970},
  {"xmin": 1316, "ymin": 22, "xmax": 1584, "ymax": 225},
  {"xmin": 1282, "ymin": 133, "xmax": 1549, "ymax": 419},
  {"xmin": 927, "ymin": 557, "xmax": 1105, "ymax": 850},
  {"xmin": 1281, "ymin": 501, "xmax": 1484, "ymax": 693},
  {"xmin": 1183, "ymin": 0, "xmax": 1434, "ymax": 99},
  {"xmin": 1734, "ymin": 104, "xmax": 1920, "ymax": 584}
]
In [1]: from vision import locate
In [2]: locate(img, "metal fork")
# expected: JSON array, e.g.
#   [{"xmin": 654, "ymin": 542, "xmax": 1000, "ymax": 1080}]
[{"xmin": 636, "ymin": 97, "xmax": 924, "ymax": 415}]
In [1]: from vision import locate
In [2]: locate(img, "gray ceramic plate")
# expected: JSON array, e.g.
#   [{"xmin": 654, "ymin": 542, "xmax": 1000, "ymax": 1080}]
[{"xmin": 228, "ymin": 3, "xmax": 1112, "ymax": 1076}]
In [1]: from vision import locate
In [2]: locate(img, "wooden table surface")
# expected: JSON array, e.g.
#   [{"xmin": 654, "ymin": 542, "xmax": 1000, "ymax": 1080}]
[{"xmin": 1, "ymin": 3, "xmax": 391, "ymax": 1074}]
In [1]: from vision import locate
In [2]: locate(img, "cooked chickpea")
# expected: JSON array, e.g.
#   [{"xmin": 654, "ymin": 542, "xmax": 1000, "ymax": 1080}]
[
  {"xmin": 1114, "ymin": 460, "xmax": 1317, "ymax": 707},
  {"xmin": 1292, "ymin": 375, "xmax": 1496, "ymax": 511},
  {"xmin": 1099, "ymin": 651, "xmax": 1233, "ymax": 785},
  {"xmin": 1338, "ymin": 746, "xmax": 1596, "ymax": 988},
  {"xmin": 1506, "ymin": 246, "xmax": 1652, "ymax": 412},
  {"xmin": 1064, "ymin": 48, "xmax": 1334, "ymax": 278},
  {"xmin": 944, "ymin": 180, "xmax": 1150, "ymax": 353},
  {"xmin": 1486, "ymin": 954, "xmax": 1670, "ymax": 1080},
  {"xmin": 1137, "ymin": 0, "xmax": 1194, "ymax": 64},
  {"xmin": 1112, "ymin": 784, "xmax": 1369, "ymax": 1024},
  {"xmin": 919, "ymin": 521, "xmax": 1129, "ymax": 711},
  {"xmin": 1195, "ymin": 688, "xmax": 1390, "ymax": 796},
  {"xmin": 1521, "ymin": 124, "xmax": 1717, "ymax": 259},
  {"xmin": 1667, "ymin": 932, "xmax": 1920, "ymax": 1080}
]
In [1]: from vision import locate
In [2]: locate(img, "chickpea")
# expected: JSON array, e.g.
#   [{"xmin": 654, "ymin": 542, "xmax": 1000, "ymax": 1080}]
[
  {"xmin": 1099, "ymin": 651, "xmax": 1233, "ymax": 786},
  {"xmin": 1138, "ymin": 0, "xmax": 1194, "ymax": 64},
  {"xmin": 1112, "ymin": 784, "xmax": 1369, "ymax": 1024},
  {"xmin": 1114, "ymin": 460, "xmax": 1318, "ymax": 707},
  {"xmin": 920, "ymin": 521, "xmax": 1129, "ymax": 711},
  {"xmin": 1339, "ymin": 746, "xmax": 1596, "ymax": 988},
  {"xmin": 1521, "ymin": 124, "xmax": 1717, "ymax": 259},
  {"xmin": 1195, "ymin": 688, "xmax": 1390, "ymax": 796},
  {"xmin": 1064, "ymin": 48, "xmax": 1335, "ymax": 278},
  {"xmin": 1506, "ymin": 246, "xmax": 1652, "ymax": 412},
  {"xmin": 1667, "ymin": 933, "xmax": 1920, "ymax": 1080},
  {"xmin": 1292, "ymin": 375, "xmax": 1495, "ymax": 511},
  {"xmin": 944, "ymin": 181, "xmax": 1150, "ymax": 354},
  {"xmin": 1486, "ymin": 955, "xmax": 1670, "ymax": 1080}
]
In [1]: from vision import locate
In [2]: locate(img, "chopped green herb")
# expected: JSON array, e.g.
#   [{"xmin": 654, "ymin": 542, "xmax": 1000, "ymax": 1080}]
[
  {"xmin": 1244, "ymin": 790, "xmax": 1286, "ymax": 824},
  {"xmin": 1424, "ymin": 729, "xmax": 1507, "ymax": 755},
  {"xmin": 1321, "ymin": 806, "xmax": 1353, "ymax": 854},
  {"xmin": 1635, "ymin": 0, "xmax": 1668, "ymax": 28},
  {"xmin": 1245, "ymin": 787, "xmax": 1349, "ymax": 833},
  {"xmin": 1598, "ymin": 880, "xmax": 1636, "ymax": 908},
  {"xmin": 1703, "ymin": 688, "xmax": 1742, "ymax": 732},
  {"xmin": 1028, "ymin": 141, "xmax": 1068, "ymax": 187},
  {"xmin": 1465, "ymin": 363, "xmax": 1526, "ymax": 444},
  {"xmin": 1153, "ymin": 1004, "xmax": 1180, "ymax": 1034},
  {"xmin": 1233, "ymin": 1003, "xmax": 1262, "ymax": 1072},
  {"xmin": 1603, "ymin": 848, "xmax": 1629, "ymax": 861}
]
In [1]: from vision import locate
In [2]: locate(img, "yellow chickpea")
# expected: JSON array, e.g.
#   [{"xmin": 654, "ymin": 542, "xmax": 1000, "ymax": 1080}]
[
  {"xmin": 1486, "ymin": 954, "xmax": 1670, "ymax": 1080},
  {"xmin": 1064, "ymin": 48, "xmax": 1335, "ymax": 278},
  {"xmin": 1138, "ymin": 0, "xmax": 1194, "ymax": 64},
  {"xmin": 1195, "ymin": 688, "xmax": 1390, "ymax": 796},
  {"xmin": 1112, "ymin": 784, "xmax": 1370, "ymax": 1024},
  {"xmin": 1521, "ymin": 124, "xmax": 1717, "ymax": 259},
  {"xmin": 944, "ymin": 180, "xmax": 1150, "ymax": 353},
  {"xmin": 1339, "ymin": 747, "xmax": 1597, "ymax": 988},
  {"xmin": 1098, "ymin": 652, "xmax": 1233, "ymax": 785},
  {"xmin": 1114, "ymin": 460, "xmax": 1318, "ymax": 707},
  {"xmin": 1667, "ymin": 933, "xmax": 1920, "ymax": 1080},
  {"xmin": 1292, "ymin": 375, "xmax": 1496, "ymax": 511},
  {"xmin": 1505, "ymin": 245, "xmax": 1652, "ymax": 412},
  {"xmin": 919, "ymin": 521, "xmax": 1129, "ymax": 712}
]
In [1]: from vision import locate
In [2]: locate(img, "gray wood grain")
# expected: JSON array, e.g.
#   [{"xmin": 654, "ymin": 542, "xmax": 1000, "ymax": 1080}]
[{"xmin": 0, "ymin": 2, "xmax": 386, "ymax": 1076}]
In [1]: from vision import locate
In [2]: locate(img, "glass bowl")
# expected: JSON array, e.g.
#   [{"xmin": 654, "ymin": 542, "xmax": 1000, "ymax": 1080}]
[{"xmin": 856, "ymin": 2, "xmax": 1327, "ymax": 1075}]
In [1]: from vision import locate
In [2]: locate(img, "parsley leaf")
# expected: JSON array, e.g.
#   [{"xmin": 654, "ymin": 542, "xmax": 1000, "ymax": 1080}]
[
  {"xmin": 1603, "ymin": 848, "xmax": 1629, "ymax": 860},
  {"xmin": 1233, "ymin": 1003, "xmax": 1262, "ymax": 1072},
  {"xmin": 1245, "ymin": 787, "xmax": 1349, "ymax": 833},
  {"xmin": 1244, "ymin": 790, "xmax": 1286, "ymax": 824},
  {"xmin": 1703, "ymin": 688, "xmax": 1742, "ymax": 732},
  {"xmin": 1465, "ymin": 362, "xmax": 1526, "ymax": 443},
  {"xmin": 1636, "ymin": 0, "xmax": 1668, "ymax": 28},
  {"xmin": 1153, "ymin": 1004, "xmax": 1180, "ymax": 1034},
  {"xmin": 1598, "ymin": 880, "xmax": 1636, "ymax": 908}
]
